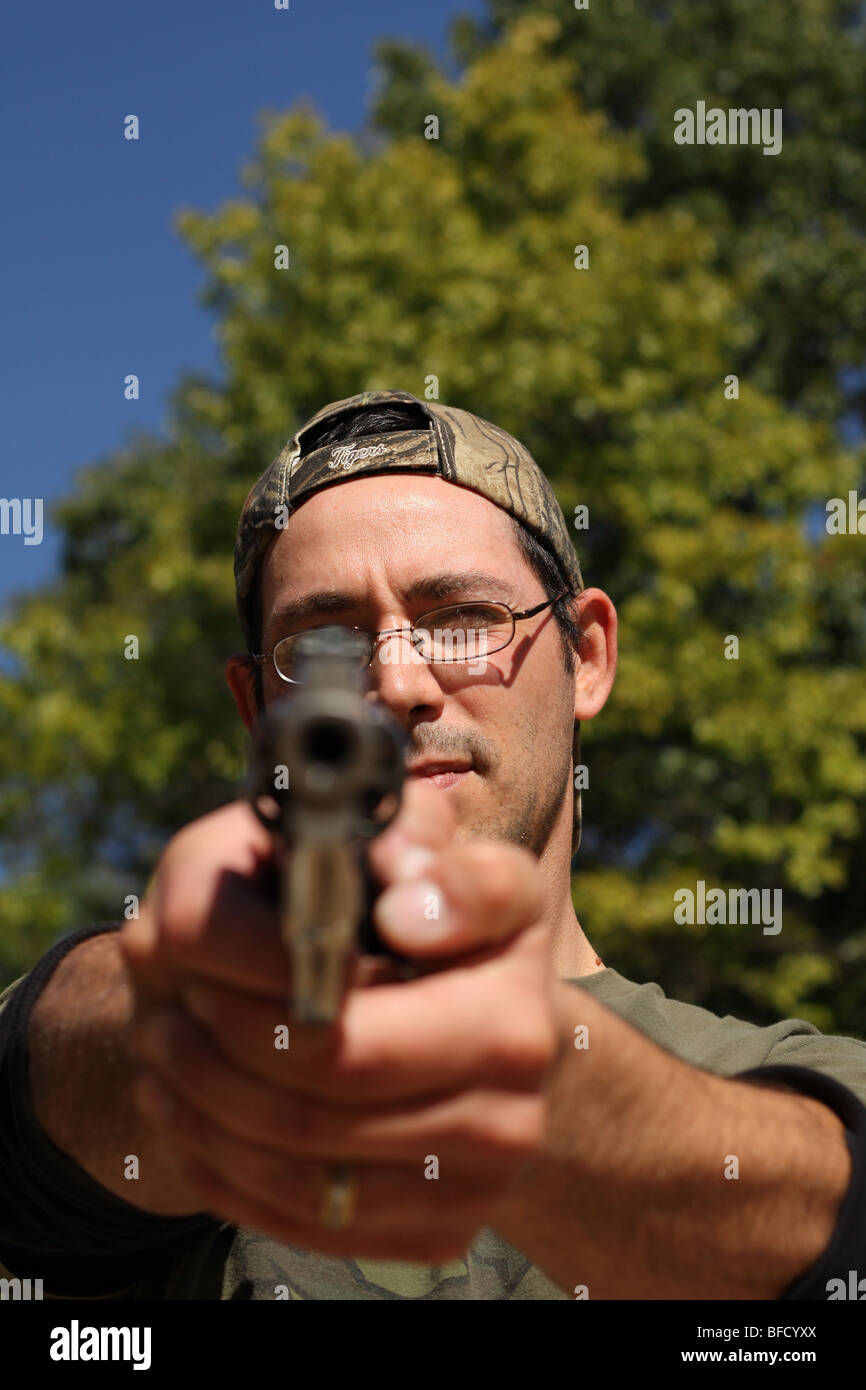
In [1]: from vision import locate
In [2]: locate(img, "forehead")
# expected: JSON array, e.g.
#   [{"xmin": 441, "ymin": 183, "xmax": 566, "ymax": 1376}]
[{"xmin": 261, "ymin": 473, "xmax": 526, "ymax": 595}]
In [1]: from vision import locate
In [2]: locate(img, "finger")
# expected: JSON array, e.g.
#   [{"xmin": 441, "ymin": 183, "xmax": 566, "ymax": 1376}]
[
  {"xmin": 171, "ymin": 1152, "xmax": 490, "ymax": 1263},
  {"xmin": 131, "ymin": 1006, "xmax": 546, "ymax": 1166},
  {"xmin": 120, "ymin": 801, "xmax": 289, "ymax": 1001},
  {"xmin": 172, "ymin": 960, "xmax": 556, "ymax": 1102},
  {"xmin": 366, "ymin": 776, "xmax": 455, "ymax": 887},
  {"xmin": 373, "ymin": 840, "xmax": 544, "ymax": 958},
  {"xmin": 134, "ymin": 1075, "xmax": 498, "ymax": 1260},
  {"xmin": 121, "ymin": 876, "xmax": 289, "ymax": 1001}
]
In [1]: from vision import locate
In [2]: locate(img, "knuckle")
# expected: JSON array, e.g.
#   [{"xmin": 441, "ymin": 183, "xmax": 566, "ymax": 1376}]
[
  {"xmin": 489, "ymin": 1097, "xmax": 547, "ymax": 1157},
  {"xmin": 158, "ymin": 822, "xmax": 197, "ymax": 877},
  {"xmin": 157, "ymin": 898, "xmax": 200, "ymax": 957},
  {"xmin": 459, "ymin": 843, "xmax": 540, "ymax": 922},
  {"xmin": 449, "ymin": 1095, "xmax": 547, "ymax": 1162},
  {"xmin": 487, "ymin": 1009, "xmax": 558, "ymax": 1080},
  {"xmin": 154, "ymin": 873, "xmax": 208, "ymax": 957},
  {"xmin": 477, "ymin": 869, "xmax": 518, "ymax": 921}
]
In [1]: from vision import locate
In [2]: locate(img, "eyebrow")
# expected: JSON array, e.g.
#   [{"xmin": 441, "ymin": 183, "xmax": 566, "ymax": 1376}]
[{"xmin": 265, "ymin": 571, "xmax": 520, "ymax": 639}]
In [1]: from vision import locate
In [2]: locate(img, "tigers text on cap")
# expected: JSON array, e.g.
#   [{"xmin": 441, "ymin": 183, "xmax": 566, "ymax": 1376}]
[{"xmin": 234, "ymin": 388, "xmax": 586, "ymax": 854}]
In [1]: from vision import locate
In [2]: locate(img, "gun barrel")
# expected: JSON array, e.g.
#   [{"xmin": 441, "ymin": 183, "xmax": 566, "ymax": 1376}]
[{"xmin": 246, "ymin": 627, "xmax": 408, "ymax": 1021}]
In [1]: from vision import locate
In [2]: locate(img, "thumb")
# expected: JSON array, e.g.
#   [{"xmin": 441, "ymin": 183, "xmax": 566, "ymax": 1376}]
[{"xmin": 366, "ymin": 774, "xmax": 456, "ymax": 888}]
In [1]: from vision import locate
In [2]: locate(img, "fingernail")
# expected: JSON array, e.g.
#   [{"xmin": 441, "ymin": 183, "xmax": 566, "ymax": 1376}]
[
  {"xmin": 393, "ymin": 847, "xmax": 436, "ymax": 881},
  {"xmin": 376, "ymin": 880, "xmax": 451, "ymax": 940}
]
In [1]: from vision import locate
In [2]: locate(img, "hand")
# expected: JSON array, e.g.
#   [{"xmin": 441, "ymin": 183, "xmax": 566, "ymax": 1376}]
[{"xmin": 121, "ymin": 782, "xmax": 559, "ymax": 1262}]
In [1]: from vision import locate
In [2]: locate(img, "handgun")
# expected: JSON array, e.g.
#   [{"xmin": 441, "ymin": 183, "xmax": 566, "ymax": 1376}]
[{"xmin": 246, "ymin": 625, "xmax": 411, "ymax": 1024}]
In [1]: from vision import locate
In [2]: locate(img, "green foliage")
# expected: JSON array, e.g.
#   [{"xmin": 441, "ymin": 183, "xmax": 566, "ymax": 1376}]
[
  {"xmin": 1, "ymin": 14, "xmax": 864, "ymax": 1038},
  {"xmin": 375, "ymin": 0, "xmax": 866, "ymax": 425}
]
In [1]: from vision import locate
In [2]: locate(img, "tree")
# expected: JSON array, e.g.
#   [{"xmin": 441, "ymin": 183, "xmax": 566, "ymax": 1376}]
[
  {"xmin": 373, "ymin": 0, "xmax": 866, "ymax": 430},
  {"xmin": 2, "ymin": 15, "xmax": 864, "ymax": 1036}
]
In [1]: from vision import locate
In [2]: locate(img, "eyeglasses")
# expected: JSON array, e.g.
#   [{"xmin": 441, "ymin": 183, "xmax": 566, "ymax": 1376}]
[{"xmin": 251, "ymin": 590, "xmax": 570, "ymax": 685}]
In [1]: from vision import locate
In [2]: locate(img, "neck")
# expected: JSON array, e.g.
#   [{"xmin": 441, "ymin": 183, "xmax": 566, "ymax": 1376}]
[
  {"xmin": 536, "ymin": 801, "xmax": 604, "ymax": 981},
  {"xmin": 551, "ymin": 914, "xmax": 603, "ymax": 979}
]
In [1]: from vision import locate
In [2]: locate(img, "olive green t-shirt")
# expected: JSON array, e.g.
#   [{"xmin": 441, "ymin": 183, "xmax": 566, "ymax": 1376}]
[{"xmin": 1, "ymin": 938, "xmax": 865, "ymax": 1301}]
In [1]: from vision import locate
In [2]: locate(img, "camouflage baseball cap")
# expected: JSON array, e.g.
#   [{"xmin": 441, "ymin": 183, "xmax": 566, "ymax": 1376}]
[{"xmin": 234, "ymin": 388, "xmax": 586, "ymax": 854}]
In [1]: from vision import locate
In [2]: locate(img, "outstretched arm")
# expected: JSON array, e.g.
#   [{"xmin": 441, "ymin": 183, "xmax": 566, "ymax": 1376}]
[{"xmin": 491, "ymin": 981, "xmax": 853, "ymax": 1300}]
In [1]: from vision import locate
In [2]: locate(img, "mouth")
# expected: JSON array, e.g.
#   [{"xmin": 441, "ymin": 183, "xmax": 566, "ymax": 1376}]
[{"xmin": 407, "ymin": 761, "xmax": 473, "ymax": 789}]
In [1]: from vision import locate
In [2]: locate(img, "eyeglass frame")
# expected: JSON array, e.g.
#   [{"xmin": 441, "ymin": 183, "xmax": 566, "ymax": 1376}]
[{"xmin": 250, "ymin": 588, "xmax": 571, "ymax": 684}]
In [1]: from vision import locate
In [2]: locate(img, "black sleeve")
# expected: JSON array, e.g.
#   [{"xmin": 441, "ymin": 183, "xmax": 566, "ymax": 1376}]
[
  {"xmin": 734, "ymin": 1063, "xmax": 866, "ymax": 1301},
  {"xmin": 0, "ymin": 923, "xmax": 225, "ymax": 1297}
]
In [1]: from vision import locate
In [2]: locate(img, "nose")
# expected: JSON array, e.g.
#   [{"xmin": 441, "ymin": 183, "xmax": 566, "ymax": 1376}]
[{"xmin": 365, "ymin": 626, "xmax": 445, "ymax": 723}]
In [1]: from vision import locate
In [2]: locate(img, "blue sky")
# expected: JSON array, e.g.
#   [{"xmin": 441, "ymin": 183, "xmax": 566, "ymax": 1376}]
[{"xmin": 1, "ymin": 0, "xmax": 483, "ymax": 612}]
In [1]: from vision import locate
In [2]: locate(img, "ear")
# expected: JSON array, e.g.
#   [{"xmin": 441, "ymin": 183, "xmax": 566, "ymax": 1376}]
[
  {"xmin": 571, "ymin": 588, "xmax": 617, "ymax": 722},
  {"xmin": 225, "ymin": 654, "xmax": 260, "ymax": 731}
]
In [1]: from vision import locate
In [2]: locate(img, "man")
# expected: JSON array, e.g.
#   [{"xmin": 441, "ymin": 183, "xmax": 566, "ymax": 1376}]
[{"xmin": 1, "ymin": 388, "xmax": 864, "ymax": 1300}]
